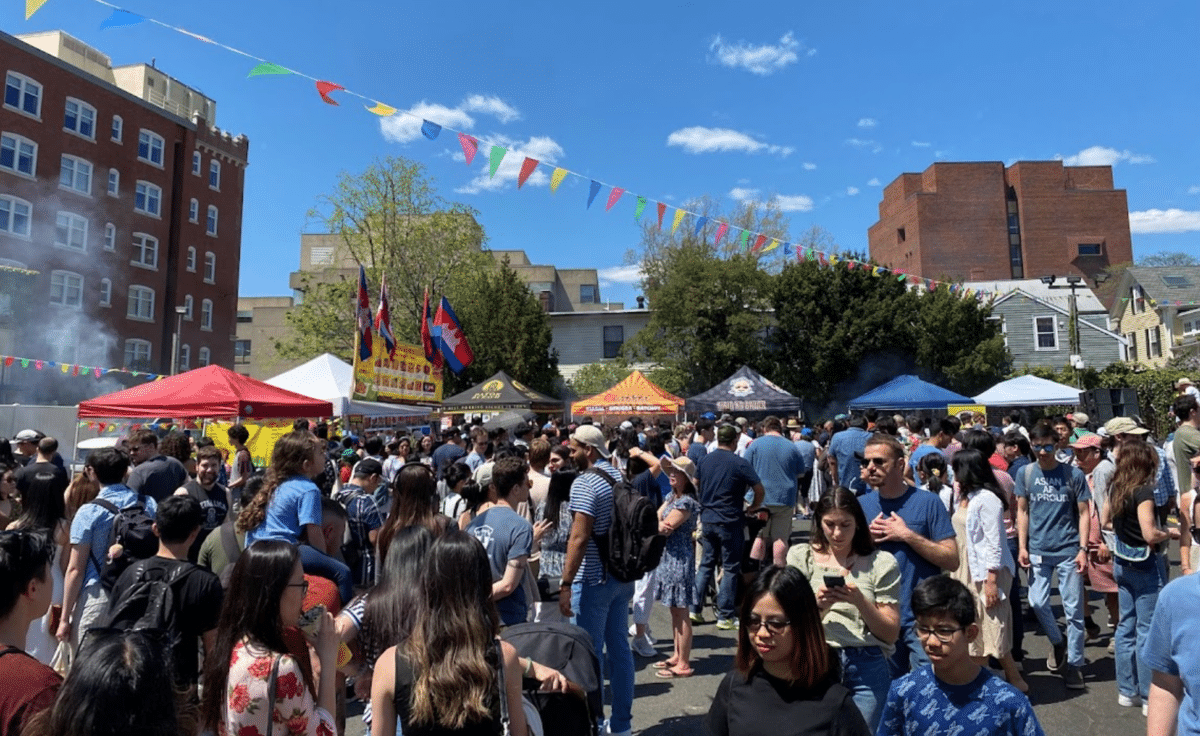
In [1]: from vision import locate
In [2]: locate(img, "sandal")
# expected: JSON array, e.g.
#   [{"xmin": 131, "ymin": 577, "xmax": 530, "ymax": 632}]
[
  {"xmin": 652, "ymin": 661, "xmax": 679, "ymax": 670},
  {"xmin": 655, "ymin": 667, "xmax": 694, "ymax": 679}
]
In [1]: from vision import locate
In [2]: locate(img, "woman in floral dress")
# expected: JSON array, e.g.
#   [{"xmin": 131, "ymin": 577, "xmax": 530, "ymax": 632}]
[
  {"xmin": 200, "ymin": 539, "xmax": 339, "ymax": 736},
  {"xmin": 652, "ymin": 455, "xmax": 702, "ymax": 679}
]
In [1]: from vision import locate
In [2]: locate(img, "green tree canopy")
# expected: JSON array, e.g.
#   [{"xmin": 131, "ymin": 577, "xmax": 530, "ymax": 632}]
[
  {"xmin": 1137, "ymin": 251, "xmax": 1199, "ymax": 267},
  {"xmin": 568, "ymin": 361, "xmax": 633, "ymax": 396}
]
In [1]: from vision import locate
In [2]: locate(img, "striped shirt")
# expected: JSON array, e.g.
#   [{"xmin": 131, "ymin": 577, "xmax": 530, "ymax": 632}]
[{"xmin": 568, "ymin": 460, "xmax": 620, "ymax": 586}]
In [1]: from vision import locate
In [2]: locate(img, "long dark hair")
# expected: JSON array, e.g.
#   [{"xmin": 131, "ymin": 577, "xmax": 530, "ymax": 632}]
[
  {"xmin": 544, "ymin": 465, "xmax": 578, "ymax": 526},
  {"xmin": 361, "ymin": 525, "xmax": 435, "ymax": 661},
  {"xmin": 809, "ymin": 487, "xmax": 875, "ymax": 556},
  {"xmin": 918, "ymin": 452, "xmax": 947, "ymax": 495},
  {"xmin": 12, "ymin": 471, "xmax": 67, "ymax": 533},
  {"xmin": 200, "ymin": 540, "xmax": 304, "ymax": 731},
  {"xmin": 377, "ymin": 463, "xmax": 441, "ymax": 566},
  {"xmin": 951, "ymin": 449, "xmax": 1008, "ymax": 510},
  {"xmin": 736, "ymin": 566, "xmax": 831, "ymax": 687},
  {"xmin": 1109, "ymin": 440, "xmax": 1158, "ymax": 520},
  {"xmin": 237, "ymin": 431, "xmax": 317, "ymax": 532}
]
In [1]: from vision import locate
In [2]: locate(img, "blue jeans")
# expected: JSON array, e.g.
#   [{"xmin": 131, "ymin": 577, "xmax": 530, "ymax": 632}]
[
  {"xmin": 888, "ymin": 622, "xmax": 931, "ymax": 677},
  {"xmin": 1114, "ymin": 553, "xmax": 1167, "ymax": 700},
  {"xmin": 839, "ymin": 646, "xmax": 890, "ymax": 731},
  {"xmin": 692, "ymin": 520, "xmax": 744, "ymax": 621},
  {"xmin": 1007, "ymin": 537, "xmax": 1024, "ymax": 658},
  {"xmin": 298, "ymin": 543, "xmax": 354, "ymax": 604},
  {"xmin": 571, "ymin": 576, "xmax": 635, "ymax": 734},
  {"xmin": 1028, "ymin": 553, "xmax": 1085, "ymax": 667}
]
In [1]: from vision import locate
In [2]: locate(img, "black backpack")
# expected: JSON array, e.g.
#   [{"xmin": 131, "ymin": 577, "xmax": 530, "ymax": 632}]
[
  {"xmin": 586, "ymin": 469, "xmax": 666, "ymax": 583},
  {"xmin": 101, "ymin": 558, "xmax": 195, "ymax": 638},
  {"xmin": 88, "ymin": 497, "xmax": 159, "ymax": 591}
]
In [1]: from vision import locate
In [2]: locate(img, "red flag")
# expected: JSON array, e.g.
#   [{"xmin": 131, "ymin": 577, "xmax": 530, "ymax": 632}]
[
  {"xmin": 375, "ymin": 274, "xmax": 396, "ymax": 358},
  {"xmin": 433, "ymin": 297, "xmax": 473, "ymax": 373},
  {"xmin": 356, "ymin": 266, "xmax": 373, "ymax": 361},
  {"xmin": 421, "ymin": 289, "xmax": 442, "ymax": 367}
]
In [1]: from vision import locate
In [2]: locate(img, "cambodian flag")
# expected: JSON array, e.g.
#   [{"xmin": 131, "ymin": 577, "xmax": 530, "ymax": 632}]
[
  {"xmin": 433, "ymin": 296, "xmax": 473, "ymax": 373},
  {"xmin": 421, "ymin": 289, "xmax": 442, "ymax": 368},
  {"xmin": 375, "ymin": 274, "xmax": 396, "ymax": 359},
  {"xmin": 356, "ymin": 265, "xmax": 373, "ymax": 361}
]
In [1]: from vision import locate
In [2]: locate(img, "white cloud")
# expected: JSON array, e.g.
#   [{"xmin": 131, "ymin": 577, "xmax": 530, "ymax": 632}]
[
  {"xmin": 1129, "ymin": 209, "xmax": 1200, "ymax": 234},
  {"xmin": 845, "ymin": 138, "xmax": 882, "ymax": 153},
  {"xmin": 454, "ymin": 135, "xmax": 565, "ymax": 194},
  {"xmin": 858, "ymin": 118, "xmax": 878, "ymax": 128},
  {"xmin": 667, "ymin": 127, "xmax": 793, "ymax": 156},
  {"xmin": 462, "ymin": 95, "xmax": 520, "ymax": 124},
  {"xmin": 1188, "ymin": 185, "xmax": 1200, "ymax": 195},
  {"xmin": 379, "ymin": 95, "xmax": 520, "ymax": 143},
  {"xmin": 847, "ymin": 187, "xmax": 860, "ymax": 196},
  {"xmin": 729, "ymin": 187, "xmax": 813, "ymax": 212},
  {"xmin": 598, "ymin": 264, "xmax": 644, "ymax": 285},
  {"xmin": 803, "ymin": 162, "xmax": 817, "ymax": 170},
  {"xmin": 1056, "ymin": 145, "xmax": 1156, "ymax": 167},
  {"xmin": 867, "ymin": 178, "xmax": 881, "ymax": 186},
  {"xmin": 911, "ymin": 141, "xmax": 931, "ymax": 148},
  {"xmin": 709, "ymin": 31, "xmax": 804, "ymax": 75}
]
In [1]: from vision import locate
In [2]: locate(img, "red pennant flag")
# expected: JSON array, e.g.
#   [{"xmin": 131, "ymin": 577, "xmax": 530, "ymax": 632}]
[
  {"xmin": 656, "ymin": 203, "xmax": 666, "ymax": 229},
  {"xmin": 315, "ymin": 80, "xmax": 344, "ymax": 105},
  {"xmin": 846, "ymin": 261, "xmax": 856, "ymax": 270},
  {"xmin": 458, "ymin": 133, "xmax": 479, "ymax": 165},
  {"xmin": 818, "ymin": 252, "xmax": 828, "ymax": 266},
  {"xmin": 606, "ymin": 187, "xmax": 624, "ymax": 212},
  {"xmin": 715, "ymin": 223, "xmax": 729, "ymax": 245},
  {"xmin": 518, "ymin": 158, "xmax": 539, "ymax": 188},
  {"xmin": 752, "ymin": 234, "xmax": 767, "ymax": 252}
]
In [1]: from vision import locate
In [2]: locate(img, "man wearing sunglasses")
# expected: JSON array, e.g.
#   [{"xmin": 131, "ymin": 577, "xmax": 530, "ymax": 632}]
[{"xmin": 1015, "ymin": 421, "xmax": 1090, "ymax": 690}]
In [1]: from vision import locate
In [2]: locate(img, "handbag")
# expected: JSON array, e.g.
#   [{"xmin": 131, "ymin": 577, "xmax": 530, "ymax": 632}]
[
  {"xmin": 1101, "ymin": 530, "xmax": 1151, "ymax": 563},
  {"xmin": 264, "ymin": 655, "xmax": 282, "ymax": 736},
  {"xmin": 49, "ymin": 640, "xmax": 73, "ymax": 676}
]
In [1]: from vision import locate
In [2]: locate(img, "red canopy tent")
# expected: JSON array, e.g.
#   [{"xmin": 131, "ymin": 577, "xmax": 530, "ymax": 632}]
[{"xmin": 78, "ymin": 365, "xmax": 334, "ymax": 419}]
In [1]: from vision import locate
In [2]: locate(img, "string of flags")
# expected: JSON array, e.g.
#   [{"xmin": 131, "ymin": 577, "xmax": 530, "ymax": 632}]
[
  {"xmin": 26, "ymin": 0, "xmax": 1022, "ymax": 303},
  {"xmin": 0, "ymin": 353, "xmax": 164, "ymax": 381}
]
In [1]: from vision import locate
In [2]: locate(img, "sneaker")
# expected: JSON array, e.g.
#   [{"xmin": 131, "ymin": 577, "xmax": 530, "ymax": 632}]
[
  {"xmin": 689, "ymin": 611, "xmax": 705, "ymax": 625},
  {"xmin": 1108, "ymin": 639, "xmax": 1116, "ymax": 655},
  {"xmin": 1046, "ymin": 641, "xmax": 1067, "ymax": 674},
  {"xmin": 1118, "ymin": 694, "xmax": 1142, "ymax": 707},
  {"xmin": 628, "ymin": 624, "xmax": 655, "ymax": 642},
  {"xmin": 631, "ymin": 636, "xmax": 657, "ymax": 658},
  {"xmin": 1143, "ymin": 703, "xmax": 1149, "ymax": 717},
  {"xmin": 716, "ymin": 617, "xmax": 739, "ymax": 631},
  {"xmin": 1063, "ymin": 665, "xmax": 1086, "ymax": 690}
]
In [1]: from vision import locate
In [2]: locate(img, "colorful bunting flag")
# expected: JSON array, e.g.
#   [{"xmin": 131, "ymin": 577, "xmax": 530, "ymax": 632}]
[
  {"xmin": 606, "ymin": 187, "xmax": 624, "ymax": 211},
  {"xmin": 634, "ymin": 196, "xmax": 647, "ymax": 220},
  {"xmin": 518, "ymin": 158, "xmax": 539, "ymax": 188},
  {"xmin": 365, "ymin": 102, "xmax": 396, "ymax": 116},
  {"xmin": 421, "ymin": 120, "xmax": 442, "ymax": 139},
  {"xmin": 671, "ymin": 209, "xmax": 686, "ymax": 234},
  {"xmin": 752, "ymin": 234, "xmax": 767, "ymax": 252},
  {"xmin": 488, "ymin": 146, "xmax": 506, "ymax": 178},
  {"xmin": 656, "ymin": 203, "xmax": 667, "ymax": 230},
  {"xmin": 315, "ymin": 81, "xmax": 344, "ymax": 105},
  {"xmin": 550, "ymin": 168, "xmax": 567, "ymax": 193},
  {"xmin": 694, "ymin": 217, "xmax": 708, "ymax": 237},
  {"xmin": 736, "ymin": 230, "xmax": 749, "ymax": 250},
  {"xmin": 762, "ymin": 239, "xmax": 780, "ymax": 254},
  {"xmin": 715, "ymin": 223, "xmax": 729, "ymax": 245},
  {"xmin": 99, "ymin": 10, "xmax": 143, "ymax": 29},
  {"xmin": 248, "ymin": 62, "xmax": 291, "ymax": 77},
  {"xmin": 587, "ymin": 181, "xmax": 602, "ymax": 209},
  {"xmin": 458, "ymin": 134, "xmax": 479, "ymax": 165},
  {"xmin": 25, "ymin": 0, "xmax": 49, "ymax": 19}
]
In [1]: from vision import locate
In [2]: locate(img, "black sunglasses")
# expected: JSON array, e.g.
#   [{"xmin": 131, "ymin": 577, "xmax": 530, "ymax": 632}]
[{"xmin": 858, "ymin": 457, "xmax": 889, "ymax": 468}]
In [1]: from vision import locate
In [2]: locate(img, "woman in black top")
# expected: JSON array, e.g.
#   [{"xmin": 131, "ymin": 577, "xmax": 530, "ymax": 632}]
[{"xmin": 707, "ymin": 566, "xmax": 871, "ymax": 736}]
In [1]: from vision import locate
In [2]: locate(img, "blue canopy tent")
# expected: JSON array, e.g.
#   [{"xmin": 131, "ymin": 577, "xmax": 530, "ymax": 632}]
[{"xmin": 847, "ymin": 375, "xmax": 974, "ymax": 411}]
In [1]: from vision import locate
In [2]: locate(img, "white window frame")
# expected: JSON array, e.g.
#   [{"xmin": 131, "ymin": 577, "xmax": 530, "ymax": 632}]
[
  {"xmin": 183, "ymin": 294, "xmax": 194, "ymax": 320},
  {"xmin": 204, "ymin": 252, "xmax": 216, "ymax": 284},
  {"xmin": 99, "ymin": 277, "xmax": 112, "ymax": 307},
  {"xmin": 124, "ymin": 339, "xmax": 152, "ymax": 370},
  {"xmin": 131, "ymin": 232, "xmax": 158, "ymax": 270},
  {"xmin": 189, "ymin": 198, "xmax": 199, "ymax": 223},
  {"xmin": 4, "ymin": 72, "xmax": 42, "ymax": 119},
  {"xmin": 1184, "ymin": 319, "xmax": 1200, "ymax": 337},
  {"xmin": 107, "ymin": 168, "xmax": 119, "ymax": 197},
  {"xmin": 63, "ymin": 97, "xmax": 96, "ymax": 140},
  {"xmin": 49, "ymin": 270, "xmax": 84, "ymax": 309},
  {"xmin": 134, "ymin": 180, "xmax": 162, "ymax": 217},
  {"xmin": 0, "ymin": 195, "xmax": 32, "ymax": 239},
  {"xmin": 0, "ymin": 132, "xmax": 36, "ymax": 177},
  {"xmin": 186, "ymin": 246, "xmax": 197, "ymax": 272},
  {"xmin": 179, "ymin": 344, "xmax": 190, "ymax": 372},
  {"xmin": 200, "ymin": 299, "xmax": 213, "ymax": 331},
  {"xmin": 59, "ymin": 154, "xmax": 92, "ymax": 195},
  {"xmin": 198, "ymin": 347, "xmax": 210, "ymax": 367},
  {"xmin": 54, "ymin": 212, "xmax": 88, "ymax": 252},
  {"xmin": 111, "ymin": 115, "xmax": 123, "ymax": 143},
  {"xmin": 127, "ymin": 285, "xmax": 155, "ymax": 322},
  {"xmin": 1033, "ymin": 315, "xmax": 1059, "ymax": 351},
  {"xmin": 209, "ymin": 159, "xmax": 220, "ymax": 190},
  {"xmin": 103, "ymin": 222, "xmax": 116, "ymax": 251},
  {"xmin": 1148, "ymin": 326, "xmax": 1162, "ymax": 359},
  {"xmin": 191, "ymin": 151, "xmax": 201, "ymax": 176},
  {"xmin": 206, "ymin": 205, "xmax": 218, "ymax": 237},
  {"xmin": 137, "ymin": 130, "xmax": 165, "ymax": 167}
]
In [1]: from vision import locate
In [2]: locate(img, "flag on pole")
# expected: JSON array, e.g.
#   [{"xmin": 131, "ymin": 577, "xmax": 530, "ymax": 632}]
[
  {"xmin": 356, "ymin": 265, "xmax": 373, "ymax": 361},
  {"xmin": 374, "ymin": 274, "xmax": 396, "ymax": 359},
  {"xmin": 421, "ymin": 289, "xmax": 442, "ymax": 368},
  {"xmin": 433, "ymin": 297, "xmax": 473, "ymax": 373}
]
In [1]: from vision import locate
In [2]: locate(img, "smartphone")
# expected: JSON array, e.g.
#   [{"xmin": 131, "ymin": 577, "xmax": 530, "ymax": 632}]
[{"xmin": 823, "ymin": 575, "xmax": 846, "ymax": 588}]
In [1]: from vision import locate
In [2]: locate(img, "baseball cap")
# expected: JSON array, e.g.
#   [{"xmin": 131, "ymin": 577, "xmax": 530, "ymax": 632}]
[
  {"xmin": 1072, "ymin": 412, "xmax": 1089, "ymax": 425},
  {"xmin": 353, "ymin": 458, "xmax": 384, "ymax": 477},
  {"xmin": 1069, "ymin": 433, "xmax": 1101, "ymax": 449},
  {"xmin": 1104, "ymin": 417, "xmax": 1149, "ymax": 436},
  {"xmin": 619, "ymin": 420, "xmax": 634, "ymax": 431},
  {"xmin": 570, "ymin": 424, "xmax": 611, "ymax": 458},
  {"xmin": 473, "ymin": 460, "xmax": 494, "ymax": 488},
  {"xmin": 735, "ymin": 417, "xmax": 748, "ymax": 427},
  {"xmin": 699, "ymin": 412, "xmax": 717, "ymax": 421},
  {"xmin": 801, "ymin": 428, "xmax": 813, "ymax": 438},
  {"xmin": 14, "ymin": 429, "xmax": 39, "ymax": 442},
  {"xmin": 717, "ymin": 424, "xmax": 738, "ymax": 445}
]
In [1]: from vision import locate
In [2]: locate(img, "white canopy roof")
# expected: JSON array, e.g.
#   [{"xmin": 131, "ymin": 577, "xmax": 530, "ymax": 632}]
[
  {"xmin": 265, "ymin": 353, "xmax": 429, "ymax": 419},
  {"xmin": 973, "ymin": 375, "xmax": 1082, "ymax": 407}
]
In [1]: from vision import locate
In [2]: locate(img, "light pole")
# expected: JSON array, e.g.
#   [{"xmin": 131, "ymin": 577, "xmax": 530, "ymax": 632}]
[
  {"xmin": 1041, "ymin": 274, "xmax": 1086, "ymax": 376},
  {"xmin": 171, "ymin": 305, "xmax": 187, "ymax": 375}
]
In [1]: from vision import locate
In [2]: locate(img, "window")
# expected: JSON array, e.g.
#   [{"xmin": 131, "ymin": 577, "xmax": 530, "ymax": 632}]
[
  {"xmin": 1164, "ymin": 276, "xmax": 1191, "ymax": 288},
  {"xmin": 49, "ymin": 270, "xmax": 83, "ymax": 308},
  {"xmin": 59, "ymin": 155, "xmax": 92, "ymax": 194},
  {"xmin": 63, "ymin": 98, "xmax": 96, "ymax": 139},
  {"xmin": 1127, "ymin": 332, "xmax": 1139, "ymax": 360},
  {"xmin": 1130, "ymin": 286, "xmax": 1145, "ymax": 314},
  {"xmin": 107, "ymin": 168, "xmax": 119, "ymax": 196},
  {"xmin": 127, "ymin": 285, "xmax": 155, "ymax": 321},
  {"xmin": 4, "ymin": 72, "xmax": 41, "ymax": 117},
  {"xmin": 1148, "ymin": 327, "xmax": 1162, "ymax": 359},
  {"xmin": 1184, "ymin": 319, "xmax": 1200, "ymax": 336},
  {"xmin": 54, "ymin": 212, "xmax": 87, "ymax": 251},
  {"xmin": 209, "ymin": 160, "xmax": 220, "ymax": 190},
  {"xmin": 0, "ymin": 133, "xmax": 36, "ymax": 176},
  {"xmin": 896, "ymin": 227, "xmax": 906, "ymax": 243},
  {"xmin": 204, "ymin": 252, "xmax": 216, "ymax": 283},
  {"xmin": 200, "ymin": 299, "xmax": 213, "ymax": 331},
  {"xmin": 178, "ymin": 344, "xmax": 190, "ymax": 372},
  {"xmin": 186, "ymin": 246, "xmax": 196, "ymax": 272},
  {"xmin": 134, "ymin": 181, "xmax": 161, "ymax": 216},
  {"xmin": 137, "ymin": 130, "xmax": 164, "ymax": 166},
  {"xmin": 603, "ymin": 325, "xmax": 624, "ymax": 359},
  {"xmin": 198, "ymin": 347, "xmax": 210, "ymax": 367},
  {"xmin": 183, "ymin": 294, "xmax": 193, "ymax": 320},
  {"xmin": 236, "ymin": 310, "xmax": 253, "ymax": 323},
  {"xmin": 0, "ymin": 196, "xmax": 32, "ymax": 238},
  {"xmin": 99, "ymin": 278, "xmax": 111, "ymax": 307},
  {"xmin": 1034, "ymin": 316, "xmax": 1058, "ymax": 350},
  {"xmin": 1078, "ymin": 243, "xmax": 1102, "ymax": 256},
  {"xmin": 189, "ymin": 198, "xmax": 198, "ymax": 223},
  {"xmin": 234, "ymin": 339, "xmax": 251, "ymax": 364},
  {"xmin": 579, "ymin": 284, "xmax": 597, "ymax": 304},
  {"xmin": 103, "ymin": 223, "xmax": 116, "ymax": 251},
  {"xmin": 191, "ymin": 151, "xmax": 201, "ymax": 175},
  {"xmin": 206, "ymin": 206, "xmax": 218, "ymax": 236},
  {"xmin": 111, "ymin": 115, "xmax": 122, "ymax": 143},
  {"xmin": 131, "ymin": 233, "xmax": 158, "ymax": 269},
  {"xmin": 124, "ymin": 339, "xmax": 152, "ymax": 370}
]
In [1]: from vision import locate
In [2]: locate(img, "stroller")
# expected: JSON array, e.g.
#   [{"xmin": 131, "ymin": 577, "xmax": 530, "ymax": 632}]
[{"xmin": 501, "ymin": 621, "xmax": 603, "ymax": 736}]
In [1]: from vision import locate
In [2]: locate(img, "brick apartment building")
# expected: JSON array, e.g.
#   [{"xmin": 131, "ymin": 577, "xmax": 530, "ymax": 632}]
[
  {"xmin": 868, "ymin": 161, "xmax": 1132, "ymax": 283},
  {"xmin": 0, "ymin": 30, "xmax": 247, "ymax": 402}
]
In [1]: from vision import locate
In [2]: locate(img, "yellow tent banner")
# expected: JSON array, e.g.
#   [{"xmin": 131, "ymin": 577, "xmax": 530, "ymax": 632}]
[{"xmin": 204, "ymin": 420, "xmax": 293, "ymax": 470}]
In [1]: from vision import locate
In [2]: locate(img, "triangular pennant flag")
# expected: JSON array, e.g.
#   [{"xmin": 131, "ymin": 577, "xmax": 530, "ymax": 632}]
[
  {"xmin": 752, "ymin": 235, "xmax": 768, "ymax": 252},
  {"xmin": 656, "ymin": 203, "xmax": 667, "ymax": 230},
  {"xmin": 71, "ymin": 364, "xmax": 80, "ymax": 376},
  {"xmin": 517, "ymin": 158, "xmax": 539, "ymax": 188},
  {"xmin": 93, "ymin": 367, "xmax": 101, "ymax": 378},
  {"xmin": 315, "ymin": 81, "xmax": 344, "ymax": 105},
  {"xmin": 737, "ymin": 231, "xmax": 751, "ymax": 251},
  {"xmin": 458, "ymin": 134, "xmax": 479, "ymax": 165},
  {"xmin": 587, "ymin": 180, "xmax": 602, "ymax": 209},
  {"xmin": 634, "ymin": 196, "xmax": 647, "ymax": 220},
  {"xmin": 671, "ymin": 209, "xmax": 686, "ymax": 234},
  {"xmin": 248, "ymin": 62, "xmax": 292, "ymax": 77},
  {"xmin": 694, "ymin": 216, "xmax": 708, "ymax": 237},
  {"xmin": 715, "ymin": 223, "xmax": 729, "ymax": 245},
  {"xmin": 762, "ymin": 239, "xmax": 780, "ymax": 253},
  {"xmin": 818, "ymin": 253, "xmax": 828, "ymax": 266},
  {"xmin": 60, "ymin": 363, "xmax": 69, "ymax": 374},
  {"xmin": 2, "ymin": 356, "xmax": 10, "ymax": 367},
  {"xmin": 550, "ymin": 168, "xmax": 568, "ymax": 193},
  {"xmin": 846, "ymin": 261, "xmax": 856, "ymax": 270},
  {"xmin": 897, "ymin": 274, "xmax": 906, "ymax": 282},
  {"xmin": 365, "ymin": 102, "xmax": 396, "ymax": 116},
  {"xmin": 26, "ymin": 0, "xmax": 50, "ymax": 19},
  {"xmin": 829, "ymin": 255, "xmax": 839, "ymax": 265},
  {"xmin": 488, "ymin": 146, "xmax": 507, "ymax": 178},
  {"xmin": 421, "ymin": 120, "xmax": 442, "ymax": 140},
  {"xmin": 99, "ymin": 9, "xmax": 143, "ymax": 29},
  {"xmin": 21, "ymin": 359, "xmax": 29, "ymax": 368},
  {"xmin": 783, "ymin": 242, "xmax": 792, "ymax": 256},
  {"xmin": 606, "ymin": 187, "xmax": 624, "ymax": 211}
]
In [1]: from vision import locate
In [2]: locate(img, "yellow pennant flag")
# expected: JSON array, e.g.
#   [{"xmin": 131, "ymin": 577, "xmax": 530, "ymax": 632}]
[
  {"xmin": 670, "ymin": 209, "xmax": 686, "ymax": 234},
  {"xmin": 26, "ymin": 0, "xmax": 50, "ymax": 18},
  {"xmin": 365, "ymin": 102, "xmax": 397, "ymax": 116},
  {"xmin": 761, "ymin": 239, "xmax": 780, "ymax": 253},
  {"xmin": 550, "ymin": 168, "xmax": 568, "ymax": 193}
]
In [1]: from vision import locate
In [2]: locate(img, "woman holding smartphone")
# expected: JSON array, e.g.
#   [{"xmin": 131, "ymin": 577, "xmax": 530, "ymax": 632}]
[{"xmin": 786, "ymin": 487, "xmax": 900, "ymax": 731}]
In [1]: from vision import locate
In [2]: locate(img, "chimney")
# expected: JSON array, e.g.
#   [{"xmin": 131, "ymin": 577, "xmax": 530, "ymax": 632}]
[{"xmin": 636, "ymin": 296, "xmax": 645, "ymax": 310}]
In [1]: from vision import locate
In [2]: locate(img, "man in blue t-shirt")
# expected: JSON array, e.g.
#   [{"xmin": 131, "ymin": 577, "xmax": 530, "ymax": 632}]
[
  {"xmin": 857, "ymin": 434, "xmax": 958, "ymax": 676},
  {"xmin": 467, "ymin": 456, "xmax": 537, "ymax": 627},
  {"xmin": 827, "ymin": 415, "xmax": 871, "ymax": 494},
  {"xmin": 687, "ymin": 419, "xmax": 714, "ymax": 466},
  {"xmin": 1015, "ymin": 421, "xmax": 1090, "ymax": 691},
  {"xmin": 1142, "ymin": 573, "xmax": 1200, "ymax": 735},
  {"xmin": 430, "ymin": 427, "xmax": 466, "ymax": 480},
  {"xmin": 744, "ymin": 416, "xmax": 805, "ymax": 567}
]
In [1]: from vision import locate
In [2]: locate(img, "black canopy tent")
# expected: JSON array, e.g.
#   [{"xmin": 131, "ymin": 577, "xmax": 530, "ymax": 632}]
[
  {"xmin": 684, "ymin": 365, "xmax": 803, "ymax": 417},
  {"xmin": 441, "ymin": 371, "xmax": 562, "ymax": 414}
]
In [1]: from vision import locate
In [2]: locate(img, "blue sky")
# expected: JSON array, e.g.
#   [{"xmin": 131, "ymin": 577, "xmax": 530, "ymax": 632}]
[{"xmin": 8, "ymin": 0, "xmax": 1199, "ymax": 309}]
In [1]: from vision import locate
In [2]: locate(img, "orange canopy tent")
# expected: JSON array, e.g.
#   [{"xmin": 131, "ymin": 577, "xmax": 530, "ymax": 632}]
[{"xmin": 571, "ymin": 370, "xmax": 684, "ymax": 418}]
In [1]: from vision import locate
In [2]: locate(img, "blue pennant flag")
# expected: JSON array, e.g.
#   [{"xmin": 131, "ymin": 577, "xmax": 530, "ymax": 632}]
[
  {"xmin": 694, "ymin": 216, "xmax": 708, "ymax": 237},
  {"xmin": 99, "ymin": 9, "xmax": 144, "ymax": 29},
  {"xmin": 420, "ymin": 120, "xmax": 441, "ymax": 140},
  {"xmin": 587, "ymin": 180, "xmax": 601, "ymax": 209}
]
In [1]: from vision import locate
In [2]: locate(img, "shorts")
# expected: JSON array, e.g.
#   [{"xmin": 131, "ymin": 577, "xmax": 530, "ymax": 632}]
[{"xmin": 758, "ymin": 505, "xmax": 794, "ymax": 544}]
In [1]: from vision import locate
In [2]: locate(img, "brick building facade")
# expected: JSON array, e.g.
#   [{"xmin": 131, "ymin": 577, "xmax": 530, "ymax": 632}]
[
  {"xmin": 868, "ymin": 161, "xmax": 1132, "ymax": 283},
  {"xmin": 0, "ymin": 30, "xmax": 247, "ymax": 402}
]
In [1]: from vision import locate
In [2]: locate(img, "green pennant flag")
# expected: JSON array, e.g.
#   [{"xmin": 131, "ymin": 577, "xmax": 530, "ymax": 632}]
[
  {"xmin": 248, "ymin": 62, "xmax": 292, "ymax": 77},
  {"xmin": 737, "ymin": 231, "xmax": 750, "ymax": 250},
  {"xmin": 634, "ymin": 196, "xmax": 647, "ymax": 220},
  {"xmin": 488, "ymin": 146, "xmax": 507, "ymax": 178}
]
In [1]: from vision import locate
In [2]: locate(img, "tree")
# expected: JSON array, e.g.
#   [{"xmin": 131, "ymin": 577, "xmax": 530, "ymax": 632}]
[
  {"xmin": 275, "ymin": 276, "xmax": 355, "ymax": 363},
  {"xmin": 568, "ymin": 361, "xmax": 633, "ymax": 396},
  {"xmin": 1138, "ymin": 251, "xmax": 1199, "ymax": 267},
  {"xmin": 911, "ymin": 286, "xmax": 1009, "ymax": 395}
]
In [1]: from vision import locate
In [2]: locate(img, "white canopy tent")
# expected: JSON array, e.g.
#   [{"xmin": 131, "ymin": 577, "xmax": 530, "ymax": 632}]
[
  {"xmin": 973, "ymin": 375, "xmax": 1082, "ymax": 407},
  {"xmin": 265, "ymin": 353, "xmax": 430, "ymax": 419}
]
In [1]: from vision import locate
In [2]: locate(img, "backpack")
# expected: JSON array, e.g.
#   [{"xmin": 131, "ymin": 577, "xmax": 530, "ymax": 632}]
[
  {"xmin": 88, "ymin": 497, "xmax": 159, "ymax": 591},
  {"xmin": 101, "ymin": 558, "xmax": 195, "ymax": 638},
  {"xmin": 585, "ymin": 468, "xmax": 666, "ymax": 583}
]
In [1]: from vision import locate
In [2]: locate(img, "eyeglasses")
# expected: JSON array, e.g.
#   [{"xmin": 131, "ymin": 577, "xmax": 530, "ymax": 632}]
[
  {"xmin": 858, "ymin": 457, "xmax": 889, "ymax": 468},
  {"xmin": 915, "ymin": 625, "xmax": 964, "ymax": 643},
  {"xmin": 287, "ymin": 580, "xmax": 309, "ymax": 595},
  {"xmin": 1032, "ymin": 444, "xmax": 1057, "ymax": 453},
  {"xmin": 746, "ymin": 616, "xmax": 791, "ymax": 635}
]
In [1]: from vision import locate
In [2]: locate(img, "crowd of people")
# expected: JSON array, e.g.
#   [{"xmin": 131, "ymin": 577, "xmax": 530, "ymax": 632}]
[{"xmin": 2, "ymin": 394, "xmax": 1200, "ymax": 736}]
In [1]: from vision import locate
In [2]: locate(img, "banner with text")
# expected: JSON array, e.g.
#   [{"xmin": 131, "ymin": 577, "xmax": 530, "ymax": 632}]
[{"xmin": 352, "ymin": 340, "xmax": 443, "ymax": 406}]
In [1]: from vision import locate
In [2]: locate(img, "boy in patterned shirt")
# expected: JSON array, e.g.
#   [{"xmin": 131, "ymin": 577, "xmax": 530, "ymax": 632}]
[{"xmin": 878, "ymin": 576, "xmax": 1044, "ymax": 736}]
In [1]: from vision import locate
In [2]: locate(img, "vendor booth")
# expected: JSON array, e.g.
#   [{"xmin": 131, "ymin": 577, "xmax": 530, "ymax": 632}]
[
  {"xmin": 685, "ymin": 365, "xmax": 802, "ymax": 417},
  {"xmin": 441, "ymin": 371, "xmax": 562, "ymax": 415},
  {"xmin": 265, "ymin": 353, "xmax": 430, "ymax": 426},
  {"xmin": 973, "ymin": 375, "xmax": 1083, "ymax": 407},
  {"xmin": 571, "ymin": 370, "xmax": 683, "ymax": 420},
  {"xmin": 847, "ymin": 375, "xmax": 974, "ymax": 412}
]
